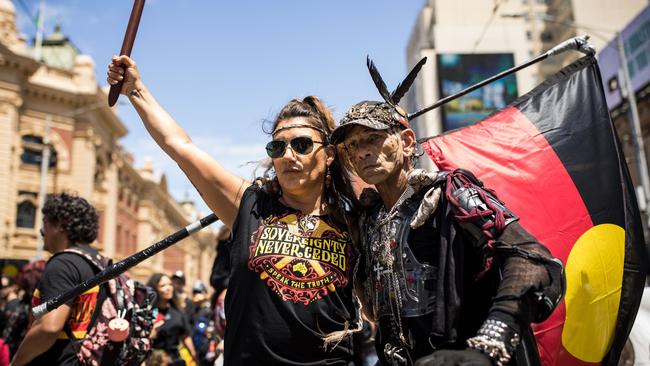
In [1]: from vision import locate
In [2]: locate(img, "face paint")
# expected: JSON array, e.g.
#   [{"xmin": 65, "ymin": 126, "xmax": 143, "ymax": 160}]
[{"xmin": 343, "ymin": 126, "xmax": 407, "ymax": 186}]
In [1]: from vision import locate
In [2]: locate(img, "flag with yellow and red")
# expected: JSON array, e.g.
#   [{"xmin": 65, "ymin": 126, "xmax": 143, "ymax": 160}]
[{"xmin": 421, "ymin": 56, "xmax": 649, "ymax": 365}]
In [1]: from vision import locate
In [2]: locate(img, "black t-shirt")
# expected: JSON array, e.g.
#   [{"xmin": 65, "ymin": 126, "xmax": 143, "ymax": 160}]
[
  {"xmin": 210, "ymin": 237, "xmax": 232, "ymax": 296},
  {"xmin": 152, "ymin": 306, "xmax": 191, "ymax": 359},
  {"xmin": 28, "ymin": 246, "xmax": 100, "ymax": 366},
  {"xmin": 224, "ymin": 186, "xmax": 357, "ymax": 366},
  {"xmin": 182, "ymin": 297, "xmax": 195, "ymax": 325},
  {"xmin": 2, "ymin": 297, "xmax": 28, "ymax": 357}
]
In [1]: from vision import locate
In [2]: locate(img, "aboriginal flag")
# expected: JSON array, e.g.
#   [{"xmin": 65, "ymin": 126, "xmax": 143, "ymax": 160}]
[{"xmin": 421, "ymin": 56, "xmax": 649, "ymax": 365}]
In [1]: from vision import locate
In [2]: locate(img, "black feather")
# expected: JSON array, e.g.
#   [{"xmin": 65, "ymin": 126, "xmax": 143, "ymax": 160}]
[
  {"xmin": 367, "ymin": 56, "xmax": 393, "ymax": 104},
  {"xmin": 391, "ymin": 57, "xmax": 427, "ymax": 104}
]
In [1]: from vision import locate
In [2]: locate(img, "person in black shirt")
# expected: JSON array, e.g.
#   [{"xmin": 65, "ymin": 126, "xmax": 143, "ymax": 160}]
[
  {"xmin": 330, "ymin": 59, "xmax": 564, "ymax": 365},
  {"xmin": 107, "ymin": 56, "xmax": 360, "ymax": 365},
  {"xmin": 1, "ymin": 277, "xmax": 21, "ymax": 354},
  {"xmin": 148, "ymin": 273, "xmax": 195, "ymax": 366},
  {"xmin": 209, "ymin": 225, "xmax": 231, "ymax": 306},
  {"xmin": 171, "ymin": 271, "xmax": 195, "ymax": 324},
  {"xmin": 11, "ymin": 193, "xmax": 102, "ymax": 366},
  {"xmin": 1, "ymin": 260, "xmax": 46, "ymax": 359},
  {"xmin": 208, "ymin": 226, "xmax": 231, "ymax": 362}
]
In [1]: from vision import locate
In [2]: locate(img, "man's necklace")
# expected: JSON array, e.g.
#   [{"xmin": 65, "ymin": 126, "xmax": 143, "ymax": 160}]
[
  {"xmin": 370, "ymin": 184, "xmax": 414, "ymax": 268},
  {"xmin": 375, "ymin": 186, "xmax": 414, "ymax": 227},
  {"xmin": 368, "ymin": 185, "xmax": 415, "ymax": 348}
]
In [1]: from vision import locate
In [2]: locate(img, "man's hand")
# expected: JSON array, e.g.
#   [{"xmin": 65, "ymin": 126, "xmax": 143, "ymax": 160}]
[{"xmin": 414, "ymin": 348, "xmax": 493, "ymax": 366}]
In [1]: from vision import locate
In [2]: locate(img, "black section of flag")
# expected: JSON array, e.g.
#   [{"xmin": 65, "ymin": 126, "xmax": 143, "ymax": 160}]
[
  {"xmin": 422, "ymin": 55, "xmax": 649, "ymax": 365},
  {"xmin": 515, "ymin": 57, "xmax": 623, "ymax": 228},
  {"xmin": 508, "ymin": 56, "xmax": 647, "ymax": 365}
]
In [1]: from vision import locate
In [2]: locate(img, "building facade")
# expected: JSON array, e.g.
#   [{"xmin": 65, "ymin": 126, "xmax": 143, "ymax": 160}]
[
  {"xmin": 0, "ymin": 0, "xmax": 215, "ymax": 288},
  {"xmin": 405, "ymin": 0, "xmax": 647, "ymax": 170}
]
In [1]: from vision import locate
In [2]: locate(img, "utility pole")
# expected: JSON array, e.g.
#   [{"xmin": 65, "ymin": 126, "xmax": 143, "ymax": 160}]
[
  {"xmin": 32, "ymin": 100, "xmax": 127, "ymax": 259},
  {"xmin": 617, "ymin": 32, "xmax": 650, "ymax": 220},
  {"xmin": 33, "ymin": 0, "xmax": 48, "ymax": 259},
  {"xmin": 34, "ymin": 115, "xmax": 50, "ymax": 259}
]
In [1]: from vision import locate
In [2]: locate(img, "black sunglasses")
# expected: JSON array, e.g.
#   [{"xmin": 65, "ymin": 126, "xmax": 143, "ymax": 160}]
[{"xmin": 265, "ymin": 136, "xmax": 325, "ymax": 158}]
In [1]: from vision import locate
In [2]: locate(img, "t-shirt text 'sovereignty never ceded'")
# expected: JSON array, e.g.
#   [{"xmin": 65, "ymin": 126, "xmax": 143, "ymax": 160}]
[{"xmin": 253, "ymin": 225, "xmax": 347, "ymax": 272}]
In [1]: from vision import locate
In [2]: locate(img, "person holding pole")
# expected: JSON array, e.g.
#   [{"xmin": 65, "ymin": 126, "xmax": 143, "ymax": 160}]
[
  {"xmin": 11, "ymin": 193, "xmax": 101, "ymax": 366},
  {"xmin": 107, "ymin": 56, "xmax": 360, "ymax": 365},
  {"xmin": 329, "ymin": 58, "xmax": 565, "ymax": 366}
]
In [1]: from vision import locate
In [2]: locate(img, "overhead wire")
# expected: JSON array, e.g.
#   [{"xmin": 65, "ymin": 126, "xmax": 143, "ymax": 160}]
[{"xmin": 471, "ymin": 0, "xmax": 508, "ymax": 53}]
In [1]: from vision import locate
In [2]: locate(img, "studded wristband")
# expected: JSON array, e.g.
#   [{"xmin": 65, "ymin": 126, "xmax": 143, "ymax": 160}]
[{"xmin": 466, "ymin": 319, "xmax": 521, "ymax": 366}]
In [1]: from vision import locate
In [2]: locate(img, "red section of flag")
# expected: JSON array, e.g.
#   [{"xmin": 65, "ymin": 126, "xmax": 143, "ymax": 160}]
[
  {"xmin": 419, "ymin": 56, "xmax": 647, "ymax": 365},
  {"xmin": 422, "ymin": 107, "xmax": 593, "ymax": 365},
  {"xmin": 423, "ymin": 106, "xmax": 592, "ymax": 262}
]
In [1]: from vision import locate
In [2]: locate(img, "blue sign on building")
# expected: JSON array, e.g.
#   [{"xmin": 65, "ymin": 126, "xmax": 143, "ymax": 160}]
[{"xmin": 599, "ymin": 5, "xmax": 650, "ymax": 110}]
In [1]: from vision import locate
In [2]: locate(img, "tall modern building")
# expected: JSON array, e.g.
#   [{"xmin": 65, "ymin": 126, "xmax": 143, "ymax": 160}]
[
  {"xmin": 405, "ymin": 0, "xmax": 647, "ymax": 170},
  {"xmin": 0, "ymin": 0, "xmax": 216, "ymax": 287}
]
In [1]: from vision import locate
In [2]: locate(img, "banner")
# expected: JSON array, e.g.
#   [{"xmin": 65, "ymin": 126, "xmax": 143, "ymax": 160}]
[{"xmin": 437, "ymin": 53, "xmax": 518, "ymax": 130}]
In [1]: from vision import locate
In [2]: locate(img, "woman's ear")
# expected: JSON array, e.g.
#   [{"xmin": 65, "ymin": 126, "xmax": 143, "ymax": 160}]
[{"xmin": 325, "ymin": 145, "xmax": 335, "ymax": 166}]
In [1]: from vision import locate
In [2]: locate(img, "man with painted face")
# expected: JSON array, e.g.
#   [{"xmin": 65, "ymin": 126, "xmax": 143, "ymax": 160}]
[{"xmin": 331, "ymin": 58, "xmax": 565, "ymax": 366}]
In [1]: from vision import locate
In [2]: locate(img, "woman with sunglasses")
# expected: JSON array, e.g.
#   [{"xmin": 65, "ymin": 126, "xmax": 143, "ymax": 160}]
[{"xmin": 107, "ymin": 56, "xmax": 360, "ymax": 366}]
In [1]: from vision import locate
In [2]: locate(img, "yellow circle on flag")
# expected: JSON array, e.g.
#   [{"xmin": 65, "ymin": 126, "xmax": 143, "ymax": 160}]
[{"xmin": 561, "ymin": 223, "xmax": 625, "ymax": 362}]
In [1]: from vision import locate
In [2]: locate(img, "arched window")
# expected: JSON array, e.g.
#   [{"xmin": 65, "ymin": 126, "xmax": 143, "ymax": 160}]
[
  {"xmin": 21, "ymin": 135, "xmax": 57, "ymax": 168},
  {"xmin": 16, "ymin": 200, "xmax": 36, "ymax": 228}
]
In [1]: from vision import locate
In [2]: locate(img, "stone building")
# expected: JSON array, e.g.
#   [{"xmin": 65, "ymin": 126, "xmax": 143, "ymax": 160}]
[{"xmin": 0, "ymin": 0, "xmax": 215, "ymax": 288}]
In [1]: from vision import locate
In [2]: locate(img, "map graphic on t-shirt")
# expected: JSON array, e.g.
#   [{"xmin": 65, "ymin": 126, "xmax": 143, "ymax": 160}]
[
  {"xmin": 32, "ymin": 285, "xmax": 99, "ymax": 339},
  {"xmin": 248, "ymin": 212, "xmax": 352, "ymax": 305}
]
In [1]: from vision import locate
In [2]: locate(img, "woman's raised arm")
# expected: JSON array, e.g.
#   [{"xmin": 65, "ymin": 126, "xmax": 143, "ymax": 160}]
[{"xmin": 107, "ymin": 55, "xmax": 247, "ymax": 228}]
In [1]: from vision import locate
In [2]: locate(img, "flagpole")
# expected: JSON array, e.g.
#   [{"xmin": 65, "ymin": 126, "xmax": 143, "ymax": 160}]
[
  {"xmin": 500, "ymin": 13, "xmax": 650, "ymax": 237},
  {"xmin": 33, "ymin": 0, "xmax": 45, "ymax": 62},
  {"xmin": 408, "ymin": 35, "xmax": 595, "ymax": 120}
]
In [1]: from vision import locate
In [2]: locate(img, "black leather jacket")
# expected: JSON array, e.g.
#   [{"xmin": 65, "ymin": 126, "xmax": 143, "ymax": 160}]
[{"xmin": 357, "ymin": 170, "xmax": 564, "ymax": 365}]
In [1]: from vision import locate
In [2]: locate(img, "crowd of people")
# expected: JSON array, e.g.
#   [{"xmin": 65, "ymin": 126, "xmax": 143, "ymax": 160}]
[
  {"xmin": 0, "ymin": 49, "xmax": 647, "ymax": 366},
  {"xmin": 143, "ymin": 271, "xmax": 222, "ymax": 366},
  {"xmin": 0, "ymin": 194, "xmax": 226, "ymax": 366}
]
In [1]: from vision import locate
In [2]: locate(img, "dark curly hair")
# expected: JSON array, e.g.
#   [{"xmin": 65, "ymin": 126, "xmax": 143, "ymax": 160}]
[{"xmin": 42, "ymin": 193, "xmax": 99, "ymax": 245}]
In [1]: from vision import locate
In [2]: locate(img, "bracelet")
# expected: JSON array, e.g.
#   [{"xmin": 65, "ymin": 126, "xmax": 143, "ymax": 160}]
[
  {"xmin": 129, "ymin": 88, "xmax": 141, "ymax": 98},
  {"xmin": 466, "ymin": 319, "xmax": 520, "ymax": 366}
]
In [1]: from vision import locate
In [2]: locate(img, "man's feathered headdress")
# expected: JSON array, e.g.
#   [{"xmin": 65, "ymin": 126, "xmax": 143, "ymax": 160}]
[
  {"xmin": 330, "ymin": 56, "xmax": 428, "ymax": 144},
  {"xmin": 367, "ymin": 56, "xmax": 428, "ymax": 107}
]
